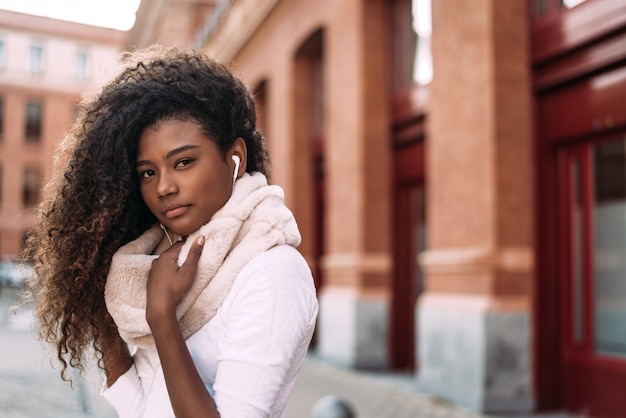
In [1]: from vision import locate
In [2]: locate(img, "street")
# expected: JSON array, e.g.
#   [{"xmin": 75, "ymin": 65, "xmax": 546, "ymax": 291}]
[{"xmin": 0, "ymin": 285, "xmax": 116, "ymax": 418}]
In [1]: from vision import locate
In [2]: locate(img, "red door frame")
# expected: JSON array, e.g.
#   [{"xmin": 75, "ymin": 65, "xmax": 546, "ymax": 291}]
[
  {"xmin": 390, "ymin": 139, "xmax": 424, "ymax": 371},
  {"xmin": 532, "ymin": 0, "xmax": 626, "ymax": 412},
  {"xmin": 389, "ymin": 84, "xmax": 427, "ymax": 370},
  {"xmin": 388, "ymin": 0, "xmax": 429, "ymax": 370},
  {"xmin": 556, "ymin": 138, "xmax": 626, "ymax": 417},
  {"xmin": 294, "ymin": 29, "xmax": 325, "ymax": 292}
]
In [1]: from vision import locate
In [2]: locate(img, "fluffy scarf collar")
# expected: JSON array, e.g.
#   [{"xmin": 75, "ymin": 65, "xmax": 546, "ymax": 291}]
[{"xmin": 105, "ymin": 172, "xmax": 301, "ymax": 348}]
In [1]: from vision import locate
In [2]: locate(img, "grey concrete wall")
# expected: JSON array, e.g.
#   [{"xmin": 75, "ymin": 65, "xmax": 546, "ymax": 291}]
[
  {"xmin": 416, "ymin": 304, "xmax": 533, "ymax": 413},
  {"xmin": 317, "ymin": 289, "xmax": 389, "ymax": 369}
]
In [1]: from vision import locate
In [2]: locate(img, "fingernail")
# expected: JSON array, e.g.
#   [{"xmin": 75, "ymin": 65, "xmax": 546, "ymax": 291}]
[{"xmin": 196, "ymin": 236, "xmax": 205, "ymax": 246}]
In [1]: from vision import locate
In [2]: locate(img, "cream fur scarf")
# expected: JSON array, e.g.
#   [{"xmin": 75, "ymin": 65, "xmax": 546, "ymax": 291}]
[{"xmin": 105, "ymin": 172, "xmax": 301, "ymax": 348}]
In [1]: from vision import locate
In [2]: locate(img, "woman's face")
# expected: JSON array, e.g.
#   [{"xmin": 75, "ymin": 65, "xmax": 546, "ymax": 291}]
[{"xmin": 136, "ymin": 118, "xmax": 241, "ymax": 237}]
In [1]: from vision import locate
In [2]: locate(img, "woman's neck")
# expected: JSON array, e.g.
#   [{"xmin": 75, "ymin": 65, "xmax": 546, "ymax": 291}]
[{"xmin": 156, "ymin": 224, "xmax": 181, "ymax": 254}]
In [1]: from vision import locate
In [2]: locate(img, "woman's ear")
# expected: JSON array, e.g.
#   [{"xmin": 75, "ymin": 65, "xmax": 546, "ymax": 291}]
[{"xmin": 230, "ymin": 137, "xmax": 247, "ymax": 179}]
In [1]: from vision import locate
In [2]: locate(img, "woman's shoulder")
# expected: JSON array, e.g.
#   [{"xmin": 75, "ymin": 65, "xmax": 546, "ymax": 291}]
[
  {"xmin": 229, "ymin": 245, "xmax": 317, "ymax": 301},
  {"xmin": 218, "ymin": 245, "xmax": 318, "ymax": 325},
  {"xmin": 247, "ymin": 245, "xmax": 308, "ymax": 267},
  {"xmin": 241, "ymin": 245, "xmax": 313, "ymax": 284}
]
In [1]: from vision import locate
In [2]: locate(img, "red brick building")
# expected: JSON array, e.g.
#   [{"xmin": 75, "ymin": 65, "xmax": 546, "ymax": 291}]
[
  {"xmin": 131, "ymin": 0, "xmax": 626, "ymax": 416},
  {"xmin": 0, "ymin": 10, "xmax": 124, "ymax": 260}
]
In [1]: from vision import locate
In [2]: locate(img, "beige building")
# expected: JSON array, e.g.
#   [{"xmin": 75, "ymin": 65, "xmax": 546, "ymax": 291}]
[
  {"xmin": 0, "ymin": 10, "xmax": 125, "ymax": 260},
  {"xmin": 127, "ymin": 0, "xmax": 217, "ymax": 49}
]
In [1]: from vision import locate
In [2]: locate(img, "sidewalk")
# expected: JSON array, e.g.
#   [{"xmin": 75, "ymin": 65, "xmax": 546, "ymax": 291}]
[
  {"xmin": 286, "ymin": 354, "xmax": 578, "ymax": 418},
  {"xmin": 286, "ymin": 354, "xmax": 483, "ymax": 418}
]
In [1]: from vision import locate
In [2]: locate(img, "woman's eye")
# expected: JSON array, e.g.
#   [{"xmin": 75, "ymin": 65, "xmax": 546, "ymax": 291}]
[
  {"xmin": 140, "ymin": 169, "xmax": 155, "ymax": 179},
  {"xmin": 175, "ymin": 159, "xmax": 193, "ymax": 168}
]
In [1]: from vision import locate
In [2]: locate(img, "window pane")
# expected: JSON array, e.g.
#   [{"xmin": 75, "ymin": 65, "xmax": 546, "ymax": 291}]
[
  {"xmin": 25, "ymin": 101, "xmax": 42, "ymax": 142},
  {"xmin": 29, "ymin": 44, "xmax": 43, "ymax": 74},
  {"xmin": 75, "ymin": 51, "xmax": 89, "ymax": 80},
  {"xmin": 412, "ymin": 0, "xmax": 432, "ymax": 85},
  {"xmin": 0, "ymin": 97, "xmax": 4, "ymax": 139},
  {"xmin": 571, "ymin": 159, "xmax": 585, "ymax": 343},
  {"xmin": 391, "ymin": 0, "xmax": 432, "ymax": 90},
  {"xmin": 413, "ymin": 185, "xmax": 427, "ymax": 296},
  {"xmin": 593, "ymin": 138, "xmax": 626, "ymax": 357},
  {"xmin": 533, "ymin": 0, "xmax": 550, "ymax": 16},
  {"xmin": 22, "ymin": 168, "xmax": 41, "ymax": 207},
  {"xmin": 0, "ymin": 39, "xmax": 6, "ymax": 70},
  {"xmin": 563, "ymin": 0, "xmax": 587, "ymax": 9}
]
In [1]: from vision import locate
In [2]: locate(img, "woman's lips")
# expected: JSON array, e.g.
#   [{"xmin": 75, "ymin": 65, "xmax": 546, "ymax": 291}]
[{"xmin": 163, "ymin": 205, "xmax": 189, "ymax": 219}]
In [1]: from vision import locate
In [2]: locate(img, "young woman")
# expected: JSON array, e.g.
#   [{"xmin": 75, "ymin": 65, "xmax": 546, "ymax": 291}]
[{"xmin": 24, "ymin": 46, "xmax": 318, "ymax": 417}]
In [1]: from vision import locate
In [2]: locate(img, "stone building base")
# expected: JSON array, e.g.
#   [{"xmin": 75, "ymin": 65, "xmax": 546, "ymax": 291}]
[
  {"xmin": 416, "ymin": 295, "xmax": 534, "ymax": 413},
  {"xmin": 317, "ymin": 287, "xmax": 389, "ymax": 369}
]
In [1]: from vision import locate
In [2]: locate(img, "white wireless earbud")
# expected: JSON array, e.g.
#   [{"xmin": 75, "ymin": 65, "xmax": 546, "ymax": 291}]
[{"xmin": 231, "ymin": 155, "xmax": 240, "ymax": 186}]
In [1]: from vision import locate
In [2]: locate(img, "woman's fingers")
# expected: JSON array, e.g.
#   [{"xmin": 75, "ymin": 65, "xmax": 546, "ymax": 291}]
[
  {"xmin": 147, "ymin": 236, "xmax": 206, "ymax": 318},
  {"xmin": 179, "ymin": 236, "xmax": 205, "ymax": 277}
]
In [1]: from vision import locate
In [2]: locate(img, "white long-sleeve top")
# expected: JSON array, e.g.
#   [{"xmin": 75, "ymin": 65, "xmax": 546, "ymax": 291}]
[{"xmin": 101, "ymin": 245, "xmax": 318, "ymax": 417}]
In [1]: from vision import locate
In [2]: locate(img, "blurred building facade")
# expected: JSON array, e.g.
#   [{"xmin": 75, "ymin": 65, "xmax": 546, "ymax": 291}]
[
  {"xmin": 0, "ymin": 10, "xmax": 124, "ymax": 260},
  {"xmin": 127, "ymin": 0, "xmax": 217, "ymax": 48},
  {"xmin": 129, "ymin": 0, "xmax": 626, "ymax": 416},
  {"xmin": 0, "ymin": 0, "xmax": 609, "ymax": 417}
]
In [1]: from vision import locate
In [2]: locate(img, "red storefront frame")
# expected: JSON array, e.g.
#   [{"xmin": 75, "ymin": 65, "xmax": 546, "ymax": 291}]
[
  {"xmin": 533, "ymin": 0, "xmax": 626, "ymax": 414},
  {"xmin": 557, "ymin": 141, "xmax": 626, "ymax": 417}
]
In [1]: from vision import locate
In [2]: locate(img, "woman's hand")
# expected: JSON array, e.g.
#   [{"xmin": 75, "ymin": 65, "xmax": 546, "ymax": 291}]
[
  {"xmin": 146, "ymin": 236, "xmax": 205, "ymax": 325},
  {"xmin": 145, "ymin": 235, "xmax": 220, "ymax": 417}
]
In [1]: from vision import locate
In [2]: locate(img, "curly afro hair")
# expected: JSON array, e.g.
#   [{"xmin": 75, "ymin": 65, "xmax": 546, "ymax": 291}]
[{"xmin": 22, "ymin": 45, "xmax": 270, "ymax": 380}]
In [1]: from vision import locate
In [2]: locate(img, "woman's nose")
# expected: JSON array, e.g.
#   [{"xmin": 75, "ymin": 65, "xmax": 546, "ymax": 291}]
[{"xmin": 157, "ymin": 173, "xmax": 178, "ymax": 198}]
